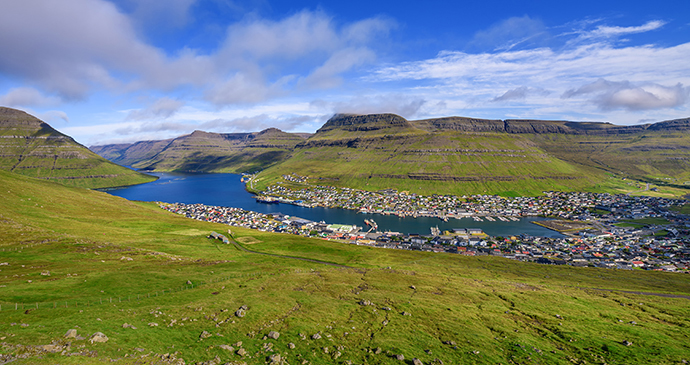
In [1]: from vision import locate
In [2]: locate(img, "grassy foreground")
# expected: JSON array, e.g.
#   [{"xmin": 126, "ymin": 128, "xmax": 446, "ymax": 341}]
[{"xmin": 1, "ymin": 170, "xmax": 689, "ymax": 364}]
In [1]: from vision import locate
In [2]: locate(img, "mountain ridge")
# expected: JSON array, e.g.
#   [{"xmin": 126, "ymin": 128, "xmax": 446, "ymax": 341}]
[
  {"xmin": 89, "ymin": 112, "xmax": 690, "ymax": 196},
  {"xmin": 91, "ymin": 127, "xmax": 309, "ymax": 173},
  {"xmin": 0, "ymin": 107, "xmax": 156, "ymax": 188}
]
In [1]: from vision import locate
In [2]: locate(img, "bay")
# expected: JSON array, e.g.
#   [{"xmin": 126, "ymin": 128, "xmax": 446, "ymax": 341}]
[{"xmin": 103, "ymin": 172, "xmax": 564, "ymax": 238}]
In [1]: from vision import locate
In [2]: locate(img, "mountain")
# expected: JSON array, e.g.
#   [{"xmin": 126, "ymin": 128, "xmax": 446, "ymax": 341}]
[
  {"xmin": 89, "ymin": 138, "xmax": 172, "ymax": 167},
  {"xmin": 91, "ymin": 127, "xmax": 309, "ymax": 173},
  {"xmin": 0, "ymin": 107, "xmax": 156, "ymax": 188},
  {"xmin": 253, "ymin": 114, "xmax": 690, "ymax": 196},
  {"xmin": 90, "ymin": 112, "xmax": 690, "ymax": 196}
]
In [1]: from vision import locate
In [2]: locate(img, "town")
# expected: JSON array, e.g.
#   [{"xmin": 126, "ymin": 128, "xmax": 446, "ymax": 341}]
[{"xmin": 160, "ymin": 180, "xmax": 690, "ymax": 273}]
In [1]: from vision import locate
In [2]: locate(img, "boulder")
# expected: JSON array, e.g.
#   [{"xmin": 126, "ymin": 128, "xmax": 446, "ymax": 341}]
[
  {"xmin": 64, "ymin": 329, "xmax": 77, "ymax": 338},
  {"xmin": 396, "ymin": 354, "xmax": 405, "ymax": 361},
  {"xmin": 122, "ymin": 323, "xmax": 137, "ymax": 329},
  {"xmin": 218, "ymin": 344, "xmax": 234, "ymax": 351},
  {"xmin": 89, "ymin": 332, "xmax": 108, "ymax": 344},
  {"xmin": 41, "ymin": 344, "xmax": 61, "ymax": 353},
  {"xmin": 268, "ymin": 353, "xmax": 282, "ymax": 364},
  {"xmin": 267, "ymin": 331, "xmax": 280, "ymax": 339},
  {"xmin": 288, "ymin": 342, "xmax": 296, "ymax": 349},
  {"xmin": 237, "ymin": 348, "xmax": 247, "ymax": 356},
  {"xmin": 199, "ymin": 330, "xmax": 212, "ymax": 339},
  {"xmin": 413, "ymin": 358, "xmax": 424, "ymax": 365},
  {"xmin": 312, "ymin": 333, "xmax": 322, "ymax": 340},
  {"xmin": 235, "ymin": 306, "xmax": 246, "ymax": 317}
]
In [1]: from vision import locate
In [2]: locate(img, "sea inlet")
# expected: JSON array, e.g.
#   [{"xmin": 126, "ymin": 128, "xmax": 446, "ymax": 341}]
[{"xmin": 103, "ymin": 172, "xmax": 564, "ymax": 238}]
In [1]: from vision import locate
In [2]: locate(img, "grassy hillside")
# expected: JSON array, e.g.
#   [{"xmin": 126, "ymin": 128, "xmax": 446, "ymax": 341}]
[
  {"xmin": 532, "ymin": 129, "xmax": 690, "ymax": 188},
  {"xmin": 254, "ymin": 114, "xmax": 690, "ymax": 197},
  {"xmin": 1, "ymin": 169, "xmax": 689, "ymax": 364},
  {"xmin": 0, "ymin": 107, "xmax": 155, "ymax": 188},
  {"xmin": 93, "ymin": 128, "xmax": 308, "ymax": 174},
  {"xmin": 90, "ymin": 139, "xmax": 173, "ymax": 167},
  {"xmin": 254, "ymin": 115, "xmax": 604, "ymax": 196}
]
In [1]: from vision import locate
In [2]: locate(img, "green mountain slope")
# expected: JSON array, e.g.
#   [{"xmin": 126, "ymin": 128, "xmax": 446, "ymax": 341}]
[
  {"xmin": 89, "ymin": 138, "xmax": 173, "ymax": 167},
  {"xmin": 254, "ymin": 114, "xmax": 690, "ymax": 196},
  {"xmin": 1, "ymin": 169, "xmax": 689, "ymax": 364},
  {"xmin": 0, "ymin": 107, "xmax": 156, "ymax": 188},
  {"xmin": 92, "ymin": 127, "xmax": 308, "ymax": 173}
]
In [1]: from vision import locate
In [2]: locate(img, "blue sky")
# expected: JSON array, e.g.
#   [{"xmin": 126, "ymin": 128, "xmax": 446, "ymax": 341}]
[{"xmin": 1, "ymin": 0, "xmax": 689, "ymax": 145}]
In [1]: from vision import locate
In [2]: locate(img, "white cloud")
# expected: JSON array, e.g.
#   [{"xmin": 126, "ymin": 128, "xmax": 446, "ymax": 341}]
[
  {"xmin": 370, "ymin": 40, "xmax": 690, "ymax": 119},
  {"xmin": 492, "ymin": 86, "xmax": 550, "ymax": 102},
  {"xmin": 126, "ymin": 98, "xmax": 185, "ymax": 120},
  {"xmin": 585, "ymin": 20, "xmax": 665, "ymax": 38},
  {"xmin": 300, "ymin": 47, "xmax": 376, "ymax": 89},
  {"xmin": 0, "ymin": 87, "xmax": 60, "ymax": 107},
  {"xmin": 0, "ymin": 1, "xmax": 391, "ymax": 105},
  {"xmin": 127, "ymin": 0, "xmax": 197, "ymax": 29},
  {"xmin": 470, "ymin": 16, "xmax": 549, "ymax": 51},
  {"xmin": 311, "ymin": 94, "xmax": 427, "ymax": 119},
  {"xmin": 38, "ymin": 110, "xmax": 70, "ymax": 124},
  {"xmin": 563, "ymin": 79, "xmax": 689, "ymax": 111}
]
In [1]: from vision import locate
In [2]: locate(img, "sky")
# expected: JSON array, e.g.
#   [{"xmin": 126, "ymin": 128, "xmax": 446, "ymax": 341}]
[{"xmin": 0, "ymin": 0, "xmax": 689, "ymax": 146}]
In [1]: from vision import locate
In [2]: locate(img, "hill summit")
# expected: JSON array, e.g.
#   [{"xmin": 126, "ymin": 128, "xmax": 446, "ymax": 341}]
[{"xmin": 0, "ymin": 107, "xmax": 155, "ymax": 188}]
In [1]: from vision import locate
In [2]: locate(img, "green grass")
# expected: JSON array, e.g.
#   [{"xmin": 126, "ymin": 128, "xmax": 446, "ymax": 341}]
[
  {"xmin": 1, "ymin": 169, "xmax": 689, "ymax": 364},
  {"xmin": 620, "ymin": 218, "xmax": 671, "ymax": 226},
  {"xmin": 671, "ymin": 203, "xmax": 690, "ymax": 215}
]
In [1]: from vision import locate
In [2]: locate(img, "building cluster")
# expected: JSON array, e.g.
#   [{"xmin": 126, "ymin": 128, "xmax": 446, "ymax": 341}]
[
  {"xmin": 258, "ymin": 184, "xmax": 682, "ymax": 222},
  {"xmin": 160, "ymin": 185, "xmax": 690, "ymax": 273}
]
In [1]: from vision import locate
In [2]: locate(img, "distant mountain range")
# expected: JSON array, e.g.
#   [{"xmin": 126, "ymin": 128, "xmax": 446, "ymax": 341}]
[
  {"xmin": 93, "ymin": 113, "xmax": 690, "ymax": 196},
  {"xmin": 91, "ymin": 127, "xmax": 311, "ymax": 173},
  {"xmin": 0, "ymin": 107, "xmax": 155, "ymax": 189}
]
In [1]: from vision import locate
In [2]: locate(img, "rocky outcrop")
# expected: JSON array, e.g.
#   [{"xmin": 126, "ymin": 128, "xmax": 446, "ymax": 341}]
[
  {"xmin": 318, "ymin": 113, "xmax": 411, "ymax": 133},
  {"xmin": 89, "ymin": 332, "xmax": 108, "ymax": 343},
  {"xmin": 320, "ymin": 113, "xmax": 690, "ymax": 136}
]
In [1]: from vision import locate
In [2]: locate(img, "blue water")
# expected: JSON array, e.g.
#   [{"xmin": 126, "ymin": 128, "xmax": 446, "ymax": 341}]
[{"xmin": 103, "ymin": 172, "xmax": 564, "ymax": 238}]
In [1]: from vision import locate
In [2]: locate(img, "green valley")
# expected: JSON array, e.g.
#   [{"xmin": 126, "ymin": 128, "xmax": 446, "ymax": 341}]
[{"xmin": 1, "ymin": 169, "xmax": 689, "ymax": 364}]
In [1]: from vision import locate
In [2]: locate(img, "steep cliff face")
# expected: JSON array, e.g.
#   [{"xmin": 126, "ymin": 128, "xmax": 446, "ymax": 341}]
[
  {"xmin": 326, "ymin": 113, "xmax": 690, "ymax": 136},
  {"xmin": 318, "ymin": 113, "xmax": 411, "ymax": 132},
  {"xmin": 411, "ymin": 116, "xmax": 506, "ymax": 133},
  {"xmin": 0, "ymin": 107, "xmax": 155, "ymax": 188}
]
